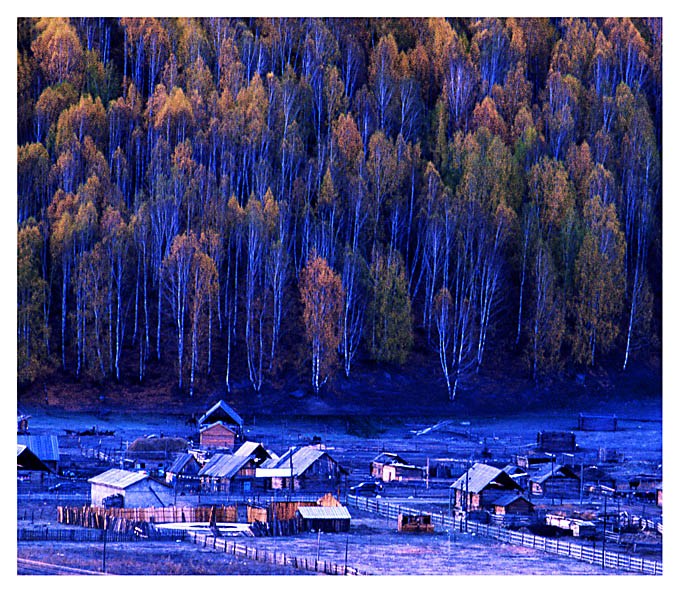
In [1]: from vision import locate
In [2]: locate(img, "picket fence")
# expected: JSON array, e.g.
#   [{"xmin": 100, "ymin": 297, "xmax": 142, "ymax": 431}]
[{"xmin": 346, "ymin": 494, "xmax": 662, "ymax": 576}]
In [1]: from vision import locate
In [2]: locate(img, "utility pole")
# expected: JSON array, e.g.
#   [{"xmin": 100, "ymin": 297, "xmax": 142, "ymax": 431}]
[
  {"xmin": 602, "ymin": 493, "xmax": 607, "ymax": 569},
  {"xmin": 465, "ymin": 459, "xmax": 470, "ymax": 533},
  {"xmin": 102, "ymin": 528, "xmax": 107, "ymax": 573},
  {"xmin": 316, "ymin": 529, "xmax": 321, "ymax": 563},
  {"xmin": 344, "ymin": 533, "xmax": 349, "ymax": 574},
  {"xmin": 580, "ymin": 459, "xmax": 584, "ymax": 507},
  {"xmin": 426, "ymin": 457, "xmax": 429, "ymax": 489}
]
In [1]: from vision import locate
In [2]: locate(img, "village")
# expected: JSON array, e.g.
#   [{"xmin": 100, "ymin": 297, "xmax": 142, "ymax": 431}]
[{"xmin": 17, "ymin": 399, "xmax": 662, "ymax": 575}]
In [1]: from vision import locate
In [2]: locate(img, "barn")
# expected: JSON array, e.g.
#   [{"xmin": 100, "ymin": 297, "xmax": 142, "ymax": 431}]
[
  {"xmin": 451, "ymin": 463, "xmax": 522, "ymax": 511},
  {"xmin": 88, "ymin": 469, "xmax": 173, "ymax": 508},
  {"xmin": 296, "ymin": 505, "xmax": 351, "ymax": 533},
  {"xmin": 258, "ymin": 446, "xmax": 345, "ymax": 491},
  {"xmin": 528, "ymin": 464, "xmax": 581, "ymax": 498},
  {"xmin": 199, "ymin": 421, "xmax": 237, "ymax": 450},
  {"xmin": 370, "ymin": 452, "xmax": 406, "ymax": 479},
  {"xmin": 198, "ymin": 400, "xmax": 244, "ymax": 439}
]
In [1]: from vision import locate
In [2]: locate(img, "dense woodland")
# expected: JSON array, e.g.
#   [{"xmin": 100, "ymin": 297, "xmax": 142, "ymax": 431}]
[{"xmin": 17, "ymin": 17, "xmax": 662, "ymax": 400}]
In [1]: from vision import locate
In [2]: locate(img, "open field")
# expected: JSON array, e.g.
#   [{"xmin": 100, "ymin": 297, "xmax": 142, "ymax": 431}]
[{"xmin": 17, "ymin": 540, "xmax": 313, "ymax": 575}]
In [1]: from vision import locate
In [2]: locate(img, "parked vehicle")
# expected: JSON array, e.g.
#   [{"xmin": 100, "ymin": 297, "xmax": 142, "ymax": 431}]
[{"xmin": 349, "ymin": 481, "xmax": 383, "ymax": 496}]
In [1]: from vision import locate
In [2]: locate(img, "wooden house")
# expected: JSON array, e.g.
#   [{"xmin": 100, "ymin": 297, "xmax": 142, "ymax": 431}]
[
  {"xmin": 88, "ymin": 469, "xmax": 173, "ymax": 508},
  {"xmin": 537, "ymin": 431, "xmax": 576, "ymax": 452},
  {"xmin": 17, "ymin": 443, "xmax": 53, "ymax": 486},
  {"xmin": 381, "ymin": 462, "xmax": 424, "ymax": 483},
  {"xmin": 296, "ymin": 505, "xmax": 351, "ymax": 533},
  {"xmin": 165, "ymin": 452, "xmax": 202, "ymax": 489},
  {"xmin": 501, "ymin": 465, "xmax": 529, "ymax": 490},
  {"xmin": 198, "ymin": 400, "xmax": 244, "ymax": 439},
  {"xmin": 256, "ymin": 446, "xmax": 345, "ymax": 491},
  {"xmin": 370, "ymin": 452, "xmax": 406, "ymax": 479},
  {"xmin": 451, "ymin": 463, "xmax": 522, "ymax": 511},
  {"xmin": 528, "ymin": 463, "xmax": 581, "ymax": 498},
  {"xmin": 198, "ymin": 441, "xmax": 271, "ymax": 494},
  {"xmin": 17, "ymin": 435, "xmax": 59, "ymax": 473},
  {"xmin": 200, "ymin": 421, "xmax": 237, "ymax": 450},
  {"xmin": 578, "ymin": 413, "xmax": 617, "ymax": 432}
]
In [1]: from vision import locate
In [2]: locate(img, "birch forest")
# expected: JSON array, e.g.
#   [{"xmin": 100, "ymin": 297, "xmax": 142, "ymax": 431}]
[{"xmin": 17, "ymin": 17, "xmax": 662, "ymax": 399}]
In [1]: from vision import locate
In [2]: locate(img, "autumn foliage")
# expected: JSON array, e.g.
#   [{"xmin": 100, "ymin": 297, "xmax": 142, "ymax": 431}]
[{"xmin": 16, "ymin": 17, "xmax": 661, "ymax": 399}]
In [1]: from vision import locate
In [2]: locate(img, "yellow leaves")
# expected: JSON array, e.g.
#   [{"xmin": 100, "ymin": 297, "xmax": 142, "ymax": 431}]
[{"xmin": 31, "ymin": 18, "xmax": 84, "ymax": 87}]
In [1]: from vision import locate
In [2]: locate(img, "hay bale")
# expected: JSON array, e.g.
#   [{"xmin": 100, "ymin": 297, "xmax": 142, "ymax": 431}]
[{"xmin": 127, "ymin": 437, "xmax": 188, "ymax": 452}]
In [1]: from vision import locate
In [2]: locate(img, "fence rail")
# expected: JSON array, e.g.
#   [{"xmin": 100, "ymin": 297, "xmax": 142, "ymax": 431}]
[
  {"xmin": 346, "ymin": 495, "xmax": 662, "ymax": 576},
  {"xmin": 187, "ymin": 531, "xmax": 365, "ymax": 575}
]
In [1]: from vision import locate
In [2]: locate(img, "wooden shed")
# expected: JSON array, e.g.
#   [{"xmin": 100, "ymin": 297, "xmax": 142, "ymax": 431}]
[
  {"xmin": 88, "ymin": 469, "xmax": 173, "ymax": 508},
  {"xmin": 198, "ymin": 441, "xmax": 271, "ymax": 493},
  {"xmin": 199, "ymin": 421, "xmax": 237, "ymax": 450},
  {"xmin": 529, "ymin": 464, "xmax": 581, "ymax": 498},
  {"xmin": 165, "ymin": 452, "xmax": 202, "ymax": 488},
  {"xmin": 370, "ymin": 452, "xmax": 406, "ymax": 479},
  {"xmin": 17, "ymin": 435, "xmax": 59, "ymax": 472},
  {"xmin": 578, "ymin": 413, "xmax": 617, "ymax": 432},
  {"xmin": 296, "ymin": 505, "xmax": 351, "ymax": 533},
  {"xmin": 537, "ymin": 431, "xmax": 576, "ymax": 452},
  {"xmin": 451, "ymin": 463, "xmax": 522, "ymax": 511}
]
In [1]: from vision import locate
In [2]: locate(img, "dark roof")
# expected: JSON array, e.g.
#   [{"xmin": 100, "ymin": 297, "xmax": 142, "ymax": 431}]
[
  {"xmin": 529, "ymin": 464, "xmax": 580, "ymax": 484},
  {"xmin": 167, "ymin": 452, "xmax": 200, "ymax": 475},
  {"xmin": 17, "ymin": 435, "xmax": 59, "ymax": 462},
  {"xmin": 486, "ymin": 492, "xmax": 533, "ymax": 508},
  {"xmin": 199, "ymin": 420, "xmax": 237, "ymax": 434},
  {"xmin": 451, "ymin": 463, "xmax": 521, "ymax": 493},
  {"xmin": 198, "ymin": 400, "xmax": 243, "ymax": 428},
  {"xmin": 372, "ymin": 452, "xmax": 406, "ymax": 465},
  {"xmin": 502, "ymin": 464, "xmax": 528, "ymax": 477}
]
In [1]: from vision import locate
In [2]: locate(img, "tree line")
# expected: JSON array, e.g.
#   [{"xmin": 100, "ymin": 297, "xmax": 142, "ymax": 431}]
[{"xmin": 17, "ymin": 17, "xmax": 661, "ymax": 399}]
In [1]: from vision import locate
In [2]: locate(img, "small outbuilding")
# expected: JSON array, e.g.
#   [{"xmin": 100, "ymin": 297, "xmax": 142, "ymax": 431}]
[
  {"xmin": 200, "ymin": 421, "xmax": 237, "ymax": 450},
  {"xmin": 487, "ymin": 492, "xmax": 534, "ymax": 516},
  {"xmin": 381, "ymin": 462, "xmax": 424, "ymax": 483},
  {"xmin": 88, "ymin": 469, "xmax": 173, "ymax": 508},
  {"xmin": 165, "ymin": 452, "xmax": 203, "ymax": 489},
  {"xmin": 370, "ymin": 452, "xmax": 406, "ymax": 479},
  {"xmin": 537, "ymin": 431, "xmax": 576, "ymax": 452},
  {"xmin": 296, "ymin": 505, "xmax": 351, "ymax": 533},
  {"xmin": 578, "ymin": 413, "xmax": 617, "ymax": 432}
]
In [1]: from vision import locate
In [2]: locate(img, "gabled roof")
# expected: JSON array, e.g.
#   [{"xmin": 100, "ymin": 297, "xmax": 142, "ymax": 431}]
[
  {"xmin": 17, "ymin": 435, "xmax": 59, "ymax": 462},
  {"xmin": 198, "ymin": 453, "xmax": 250, "ymax": 478},
  {"xmin": 198, "ymin": 442, "xmax": 270, "ymax": 478},
  {"xmin": 451, "ymin": 463, "xmax": 521, "ymax": 493},
  {"xmin": 88, "ymin": 469, "xmax": 148, "ymax": 489},
  {"xmin": 372, "ymin": 452, "xmax": 406, "ymax": 465},
  {"xmin": 297, "ymin": 506, "xmax": 351, "ymax": 520},
  {"xmin": 167, "ymin": 452, "xmax": 201, "ymax": 475},
  {"xmin": 529, "ymin": 463, "xmax": 580, "ymax": 484},
  {"xmin": 17, "ymin": 444, "xmax": 52, "ymax": 472},
  {"xmin": 486, "ymin": 491, "xmax": 533, "ymax": 508},
  {"xmin": 502, "ymin": 464, "xmax": 529, "ymax": 477},
  {"xmin": 267, "ymin": 446, "xmax": 335, "ymax": 477},
  {"xmin": 199, "ymin": 420, "xmax": 237, "ymax": 434},
  {"xmin": 198, "ymin": 400, "xmax": 243, "ymax": 428}
]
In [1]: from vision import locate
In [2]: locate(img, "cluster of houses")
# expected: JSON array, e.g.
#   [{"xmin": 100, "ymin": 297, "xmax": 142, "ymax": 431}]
[{"xmin": 87, "ymin": 400, "xmax": 347, "ymax": 508}]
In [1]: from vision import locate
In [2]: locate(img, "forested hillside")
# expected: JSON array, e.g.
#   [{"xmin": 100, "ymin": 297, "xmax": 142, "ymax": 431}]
[{"xmin": 17, "ymin": 18, "xmax": 662, "ymax": 402}]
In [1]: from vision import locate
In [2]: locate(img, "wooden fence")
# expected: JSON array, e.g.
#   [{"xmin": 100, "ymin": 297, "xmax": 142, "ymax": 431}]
[
  {"xmin": 347, "ymin": 495, "xmax": 662, "ymax": 576},
  {"xmin": 18, "ymin": 526, "xmax": 186, "ymax": 542},
  {"xmin": 58, "ymin": 505, "xmax": 238, "ymax": 526},
  {"xmin": 187, "ymin": 531, "xmax": 365, "ymax": 575}
]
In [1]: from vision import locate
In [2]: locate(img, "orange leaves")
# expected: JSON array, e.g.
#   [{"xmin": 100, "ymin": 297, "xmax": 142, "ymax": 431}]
[
  {"xmin": 32, "ymin": 18, "xmax": 84, "ymax": 87},
  {"xmin": 299, "ymin": 253, "xmax": 345, "ymax": 393}
]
